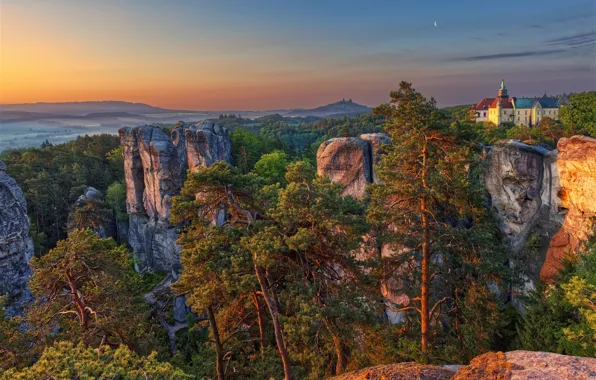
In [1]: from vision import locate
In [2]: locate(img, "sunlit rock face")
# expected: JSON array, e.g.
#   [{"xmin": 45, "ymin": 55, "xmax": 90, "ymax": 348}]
[
  {"xmin": 541, "ymin": 136, "xmax": 596, "ymax": 280},
  {"xmin": 119, "ymin": 126, "xmax": 181, "ymax": 274},
  {"xmin": 184, "ymin": 120, "xmax": 232, "ymax": 172},
  {"xmin": 316, "ymin": 133, "xmax": 390, "ymax": 198},
  {"xmin": 0, "ymin": 160, "xmax": 33, "ymax": 316},
  {"xmin": 118, "ymin": 122, "xmax": 232, "ymax": 274}
]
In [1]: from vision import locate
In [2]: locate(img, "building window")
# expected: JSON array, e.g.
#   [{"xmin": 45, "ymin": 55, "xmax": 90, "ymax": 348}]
[
  {"xmin": 525, "ymin": 110, "xmax": 528, "ymax": 115},
  {"xmin": 517, "ymin": 111, "xmax": 520, "ymax": 115},
  {"xmin": 483, "ymin": 112, "xmax": 486, "ymax": 117},
  {"xmin": 517, "ymin": 117, "xmax": 520, "ymax": 122},
  {"xmin": 549, "ymin": 110, "xmax": 551, "ymax": 115}
]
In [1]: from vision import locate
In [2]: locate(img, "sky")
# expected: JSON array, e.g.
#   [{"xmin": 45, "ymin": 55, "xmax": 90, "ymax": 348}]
[{"xmin": 0, "ymin": 0, "xmax": 594, "ymax": 110}]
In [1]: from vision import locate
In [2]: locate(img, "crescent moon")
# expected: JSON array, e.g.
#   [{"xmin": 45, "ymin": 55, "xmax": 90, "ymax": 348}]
[{"xmin": 434, "ymin": 21, "xmax": 437, "ymax": 27}]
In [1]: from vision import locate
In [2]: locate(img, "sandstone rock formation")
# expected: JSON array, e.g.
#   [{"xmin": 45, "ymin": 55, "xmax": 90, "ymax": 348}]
[
  {"xmin": 119, "ymin": 121, "xmax": 231, "ymax": 349},
  {"xmin": 0, "ymin": 160, "xmax": 33, "ymax": 316},
  {"xmin": 330, "ymin": 362, "xmax": 456, "ymax": 380},
  {"xmin": 334, "ymin": 351, "xmax": 596, "ymax": 380},
  {"xmin": 484, "ymin": 137, "xmax": 596, "ymax": 282},
  {"xmin": 120, "ymin": 122, "xmax": 233, "ymax": 273},
  {"xmin": 541, "ymin": 136, "xmax": 596, "ymax": 280},
  {"xmin": 318, "ymin": 134, "xmax": 596, "ymax": 318},
  {"xmin": 316, "ymin": 133, "xmax": 407, "ymax": 322},
  {"xmin": 316, "ymin": 133, "xmax": 389, "ymax": 199},
  {"xmin": 484, "ymin": 141, "xmax": 550, "ymax": 250},
  {"xmin": 119, "ymin": 126, "xmax": 181, "ymax": 273},
  {"xmin": 184, "ymin": 121, "xmax": 232, "ymax": 172},
  {"xmin": 453, "ymin": 350, "xmax": 596, "ymax": 380}
]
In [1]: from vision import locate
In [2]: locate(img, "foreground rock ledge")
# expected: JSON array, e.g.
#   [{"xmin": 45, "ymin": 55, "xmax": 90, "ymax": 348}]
[
  {"xmin": 330, "ymin": 362, "xmax": 455, "ymax": 380},
  {"xmin": 331, "ymin": 351, "xmax": 596, "ymax": 380}
]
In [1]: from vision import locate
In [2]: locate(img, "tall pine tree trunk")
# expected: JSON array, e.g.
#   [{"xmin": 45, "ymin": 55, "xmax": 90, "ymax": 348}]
[
  {"xmin": 252, "ymin": 290, "xmax": 267, "ymax": 356},
  {"xmin": 420, "ymin": 141, "xmax": 431, "ymax": 361},
  {"xmin": 323, "ymin": 317, "xmax": 348, "ymax": 374},
  {"xmin": 206, "ymin": 305, "xmax": 225, "ymax": 380},
  {"xmin": 255, "ymin": 264, "xmax": 293, "ymax": 380}
]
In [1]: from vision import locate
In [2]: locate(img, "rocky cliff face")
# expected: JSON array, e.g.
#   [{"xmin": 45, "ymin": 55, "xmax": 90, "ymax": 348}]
[
  {"xmin": 119, "ymin": 121, "xmax": 231, "ymax": 349},
  {"xmin": 119, "ymin": 121, "xmax": 232, "ymax": 274},
  {"xmin": 119, "ymin": 126, "xmax": 181, "ymax": 274},
  {"xmin": 541, "ymin": 136, "xmax": 596, "ymax": 280},
  {"xmin": 316, "ymin": 133, "xmax": 389, "ymax": 199},
  {"xmin": 484, "ymin": 136, "xmax": 596, "ymax": 282},
  {"xmin": 0, "ymin": 160, "xmax": 33, "ymax": 316}
]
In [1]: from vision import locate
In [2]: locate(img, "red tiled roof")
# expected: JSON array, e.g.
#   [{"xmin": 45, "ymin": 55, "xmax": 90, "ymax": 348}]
[
  {"xmin": 489, "ymin": 98, "xmax": 514, "ymax": 109},
  {"xmin": 474, "ymin": 98, "xmax": 494, "ymax": 110}
]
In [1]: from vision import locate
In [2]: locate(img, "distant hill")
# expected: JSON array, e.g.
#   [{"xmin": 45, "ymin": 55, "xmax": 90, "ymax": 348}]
[
  {"xmin": 0, "ymin": 99, "xmax": 372, "ymax": 120},
  {"xmin": 0, "ymin": 101, "xmax": 184, "ymax": 116},
  {"xmin": 282, "ymin": 99, "xmax": 371, "ymax": 118}
]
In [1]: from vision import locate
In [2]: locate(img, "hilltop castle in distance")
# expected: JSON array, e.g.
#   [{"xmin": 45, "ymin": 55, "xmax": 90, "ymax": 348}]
[{"xmin": 473, "ymin": 80, "xmax": 568, "ymax": 126}]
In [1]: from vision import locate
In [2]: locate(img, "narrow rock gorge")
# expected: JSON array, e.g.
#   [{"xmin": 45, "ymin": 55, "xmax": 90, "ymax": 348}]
[{"xmin": 0, "ymin": 160, "xmax": 33, "ymax": 316}]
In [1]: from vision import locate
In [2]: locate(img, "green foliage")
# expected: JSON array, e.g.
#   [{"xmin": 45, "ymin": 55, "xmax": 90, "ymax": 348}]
[
  {"xmin": 559, "ymin": 92, "xmax": 596, "ymax": 136},
  {"xmin": 105, "ymin": 181, "xmax": 128, "ymax": 222},
  {"xmin": 171, "ymin": 160, "xmax": 382, "ymax": 378},
  {"xmin": 67, "ymin": 199, "xmax": 114, "ymax": 235},
  {"xmin": 369, "ymin": 81, "xmax": 510, "ymax": 362},
  {"xmin": 229, "ymin": 129, "xmax": 287, "ymax": 173},
  {"xmin": 1, "ymin": 134, "xmax": 123, "ymax": 255},
  {"xmin": 1, "ymin": 341, "xmax": 189, "ymax": 379},
  {"xmin": 0, "ymin": 301, "xmax": 33, "ymax": 371},
  {"xmin": 518, "ymin": 240, "xmax": 596, "ymax": 357},
  {"xmin": 258, "ymin": 113, "xmax": 384, "ymax": 160},
  {"xmin": 27, "ymin": 229, "xmax": 165, "ymax": 356},
  {"xmin": 253, "ymin": 150, "xmax": 289, "ymax": 185},
  {"xmin": 442, "ymin": 104, "xmax": 473, "ymax": 122}
]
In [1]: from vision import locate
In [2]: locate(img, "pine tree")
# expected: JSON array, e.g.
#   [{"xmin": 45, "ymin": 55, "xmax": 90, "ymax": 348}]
[{"xmin": 369, "ymin": 82, "xmax": 507, "ymax": 361}]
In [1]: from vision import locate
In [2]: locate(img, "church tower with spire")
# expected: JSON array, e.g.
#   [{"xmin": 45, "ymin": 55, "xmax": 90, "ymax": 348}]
[
  {"xmin": 497, "ymin": 79, "xmax": 508, "ymax": 100},
  {"xmin": 487, "ymin": 79, "xmax": 514, "ymax": 125}
]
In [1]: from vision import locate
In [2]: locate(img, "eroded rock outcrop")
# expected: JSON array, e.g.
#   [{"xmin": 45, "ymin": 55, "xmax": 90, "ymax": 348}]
[
  {"xmin": 541, "ymin": 136, "xmax": 596, "ymax": 280},
  {"xmin": 316, "ymin": 133, "xmax": 389, "ymax": 199},
  {"xmin": 119, "ymin": 121, "xmax": 232, "ymax": 274},
  {"xmin": 317, "ymin": 134, "xmax": 406, "ymax": 321},
  {"xmin": 184, "ymin": 121, "xmax": 232, "ymax": 172},
  {"xmin": 484, "ymin": 136, "xmax": 596, "ymax": 283},
  {"xmin": 359, "ymin": 133, "xmax": 390, "ymax": 183},
  {"xmin": 119, "ymin": 126, "xmax": 181, "ymax": 273},
  {"xmin": 120, "ymin": 121, "xmax": 231, "ymax": 350},
  {"xmin": 484, "ymin": 141, "xmax": 550, "ymax": 250},
  {"xmin": 0, "ymin": 160, "xmax": 33, "ymax": 316},
  {"xmin": 318, "ymin": 134, "xmax": 596, "ymax": 317},
  {"xmin": 453, "ymin": 350, "xmax": 596, "ymax": 380},
  {"xmin": 334, "ymin": 351, "xmax": 596, "ymax": 380}
]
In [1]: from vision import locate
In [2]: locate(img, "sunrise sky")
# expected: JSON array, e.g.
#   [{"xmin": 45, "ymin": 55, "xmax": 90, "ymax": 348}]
[{"xmin": 1, "ymin": 0, "xmax": 594, "ymax": 110}]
